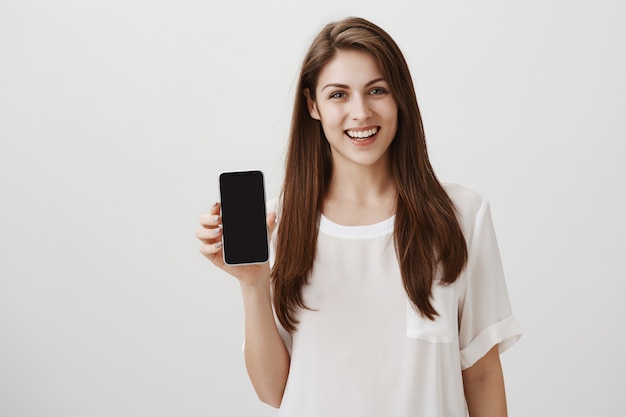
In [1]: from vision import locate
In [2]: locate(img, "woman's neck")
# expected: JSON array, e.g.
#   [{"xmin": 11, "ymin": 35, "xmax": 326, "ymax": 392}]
[{"xmin": 322, "ymin": 162, "xmax": 397, "ymax": 226}]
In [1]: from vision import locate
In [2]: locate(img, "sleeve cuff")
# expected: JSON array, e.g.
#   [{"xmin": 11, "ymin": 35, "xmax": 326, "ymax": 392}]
[{"xmin": 460, "ymin": 316, "xmax": 522, "ymax": 370}]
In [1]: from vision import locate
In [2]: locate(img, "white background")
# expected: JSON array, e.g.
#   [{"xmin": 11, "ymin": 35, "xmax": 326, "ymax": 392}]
[{"xmin": 1, "ymin": 0, "xmax": 625, "ymax": 416}]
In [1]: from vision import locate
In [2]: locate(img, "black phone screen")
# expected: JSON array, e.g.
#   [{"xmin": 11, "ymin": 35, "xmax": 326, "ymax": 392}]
[{"xmin": 219, "ymin": 170, "xmax": 269, "ymax": 265}]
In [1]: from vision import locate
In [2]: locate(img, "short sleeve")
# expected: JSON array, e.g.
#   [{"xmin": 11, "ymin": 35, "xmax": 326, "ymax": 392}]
[{"xmin": 458, "ymin": 199, "xmax": 522, "ymax": 370}]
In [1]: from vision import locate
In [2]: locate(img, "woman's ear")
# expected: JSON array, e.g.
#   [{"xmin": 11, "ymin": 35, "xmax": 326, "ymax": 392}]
[{"xmin": 304, "ymin": 88, "xmax": 321, "ymax": 120}]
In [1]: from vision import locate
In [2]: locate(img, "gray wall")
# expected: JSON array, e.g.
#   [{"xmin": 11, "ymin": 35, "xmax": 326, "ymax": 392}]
[{"xmin": 1, "ymin": 0, "xmax": 624, "ymax": 416}]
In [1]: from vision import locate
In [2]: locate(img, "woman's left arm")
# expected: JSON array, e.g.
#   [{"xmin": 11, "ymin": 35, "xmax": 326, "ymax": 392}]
[{"xmin": 462, "ymin": 345, "xmax": 508, "ymax": 417}]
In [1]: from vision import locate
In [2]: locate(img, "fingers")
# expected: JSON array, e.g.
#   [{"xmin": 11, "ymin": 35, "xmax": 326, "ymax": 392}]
[
  {"xmin": 199, "ymin": 203, "xmax": 221, "ymax": 227},
  {"xmin": 197, "ymin": 202, "xmax": 223, "ymax": 260},
  {"xmin": 197, "ymin": 212, "xmax": 221, "ymax": 240},
  {"xmin": 266, "ymin": 211, "xmax": 277, "ymax": 240},
  {"xmin": 195, "ymin": 224, "xmax": 221, "ymax": 241},
  {"xmin": 198, "ymin": 240, "xmax": 222, "ymax": 258}
]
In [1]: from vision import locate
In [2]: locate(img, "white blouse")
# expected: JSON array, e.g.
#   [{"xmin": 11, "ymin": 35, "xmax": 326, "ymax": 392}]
[{"xmin": 267, "ymin": 184, "xmax": 522, "ymax": 417}]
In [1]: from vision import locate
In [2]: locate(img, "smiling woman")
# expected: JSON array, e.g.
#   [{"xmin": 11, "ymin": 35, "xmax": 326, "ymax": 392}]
[{"xmin": 196, "ymin": 16, "xmax": 522, "ymax": 417}]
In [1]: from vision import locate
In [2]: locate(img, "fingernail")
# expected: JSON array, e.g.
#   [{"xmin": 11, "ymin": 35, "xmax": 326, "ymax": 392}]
[
  {"xmin": 214, "ymin": 215, "xmax": 219, "ymax": 222},
  {"xmin": 215, "ymin": 242, "xmax": 222, "ymax": 249},
  {"xmin": 214, "ymin": 227, "xmax": 221, "ymax": 235}
]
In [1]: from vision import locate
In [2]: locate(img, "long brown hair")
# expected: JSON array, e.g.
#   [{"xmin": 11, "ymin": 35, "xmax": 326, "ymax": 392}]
[{"xmin": 271, "ymin": 17, "xmax": 468, "ymax": 332}]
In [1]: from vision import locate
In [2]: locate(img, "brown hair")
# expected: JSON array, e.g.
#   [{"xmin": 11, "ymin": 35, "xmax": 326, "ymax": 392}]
[{"xmin": 271, "ymin": 17, "xmax": 468, "ymax": 332}]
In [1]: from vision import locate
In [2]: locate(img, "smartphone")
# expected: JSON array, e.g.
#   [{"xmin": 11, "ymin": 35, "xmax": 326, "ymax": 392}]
[{"xmin": 218, "ymin": 170, "xmax": 269, "ymax": 265}]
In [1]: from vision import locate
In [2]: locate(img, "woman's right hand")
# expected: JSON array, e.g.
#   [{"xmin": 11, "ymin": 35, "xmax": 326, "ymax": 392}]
[{"xmin": 196, "ymin": 202, "xmax": 277, "ymax": 284}]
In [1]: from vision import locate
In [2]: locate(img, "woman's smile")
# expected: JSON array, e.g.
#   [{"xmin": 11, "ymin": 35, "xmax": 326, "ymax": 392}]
[{"xmin": 345, "ymin": 126, "xmax": 380, "ymax": 145}]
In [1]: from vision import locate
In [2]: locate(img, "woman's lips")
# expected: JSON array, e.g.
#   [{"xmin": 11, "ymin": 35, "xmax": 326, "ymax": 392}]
[
  {"xmin": 345, "ymin": 127, "xmax": 379, "ymax": 146},
  {"xmin": 345, "ymin": 126, "xmax": 379, "ymax": 139}
]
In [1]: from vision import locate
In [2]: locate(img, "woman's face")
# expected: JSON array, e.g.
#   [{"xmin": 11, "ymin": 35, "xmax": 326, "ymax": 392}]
[{"xmin": 306, "ymin": 49, "xmax": 398, "ymax": 172}]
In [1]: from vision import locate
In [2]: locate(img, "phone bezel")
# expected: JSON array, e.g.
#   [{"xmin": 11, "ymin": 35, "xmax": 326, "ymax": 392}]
[{"xmin": 218, "ymin": 170, "xmax": 270, "ymax": 266}]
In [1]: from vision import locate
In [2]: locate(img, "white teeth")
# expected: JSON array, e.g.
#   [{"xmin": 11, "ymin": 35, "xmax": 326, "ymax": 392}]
[{"xmin": 346, "ymin": 127, "xmax": 378, "ymax": 139}]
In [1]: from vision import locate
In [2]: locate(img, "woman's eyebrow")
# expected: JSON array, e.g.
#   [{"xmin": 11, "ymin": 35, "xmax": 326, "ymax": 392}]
[
  {"xmin": 320, "ymin": 77, "xmax": 387, "ymax": 92},
  {"xmin": 365, "ymin": 77, "xmax": 386, "ymax": 87},
  {"xmin": 320, "ymin": 83, "xmax": 349, "ymax": 92}
]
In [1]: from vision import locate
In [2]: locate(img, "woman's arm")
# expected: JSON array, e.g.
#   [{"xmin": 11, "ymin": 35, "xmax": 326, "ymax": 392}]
[
  {"xmin": 240, "ymin": 277, "xmax": 290, "ymax": 408},
  {"xmin": 197, "ymin": 204, "xmax": 289, "ymax": 408},
  {"xmin": 462, "ymin": 345, "xmax": 508, "ymax": 417}
]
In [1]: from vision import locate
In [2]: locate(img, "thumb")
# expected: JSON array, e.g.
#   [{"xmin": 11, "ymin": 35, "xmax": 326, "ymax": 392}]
[{"xmin": 266, "ymin": 211, "xmax": 277, "ymax": 241}]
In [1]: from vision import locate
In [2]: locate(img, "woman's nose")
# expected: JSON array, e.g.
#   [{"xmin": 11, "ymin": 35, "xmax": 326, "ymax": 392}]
[{"xmin": 350, "ymin": 96, "xmax": 372, "ymax": 120}]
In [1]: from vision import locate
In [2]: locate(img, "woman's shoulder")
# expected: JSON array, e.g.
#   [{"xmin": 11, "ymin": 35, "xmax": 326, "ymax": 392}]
[
  {"xmin": 442, "ymin": 183, "xmax": 486, "ymax": 207},
  {"xmin": 441, "ymin": 183, "xmax": 490, "ymax": 227}
]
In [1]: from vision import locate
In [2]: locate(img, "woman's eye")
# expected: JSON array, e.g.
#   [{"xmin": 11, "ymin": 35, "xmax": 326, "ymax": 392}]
[
  {"xmin": 369, "ymin": 87, "xmax": 387, "ymax": 95},
  {"xmin": 329, "ymin": 91, "xmax": 345, "ymax": 99}
]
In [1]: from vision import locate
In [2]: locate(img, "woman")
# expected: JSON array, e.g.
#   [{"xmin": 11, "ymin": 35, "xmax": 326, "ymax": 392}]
[{"xmin": 197, "ymin": 17, "xmax": 521, "ymax": 416}]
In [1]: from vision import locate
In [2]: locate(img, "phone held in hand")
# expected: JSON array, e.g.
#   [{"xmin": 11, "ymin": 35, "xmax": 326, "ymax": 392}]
[{"xmin": 218, "ymin": 170, "xmax": 269, "ymax": 265}]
